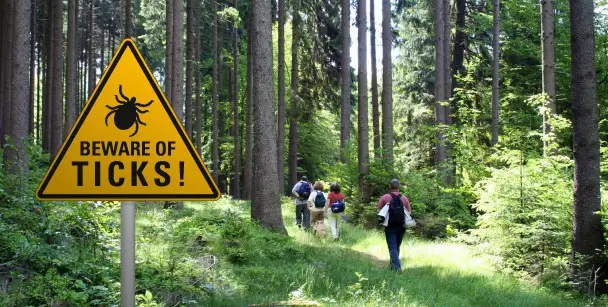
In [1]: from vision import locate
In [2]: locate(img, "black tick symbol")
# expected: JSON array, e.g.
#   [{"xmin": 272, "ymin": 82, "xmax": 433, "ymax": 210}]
[{"xmin": 105, "ymin": 85, "xmax": 153, "ymax": 137}]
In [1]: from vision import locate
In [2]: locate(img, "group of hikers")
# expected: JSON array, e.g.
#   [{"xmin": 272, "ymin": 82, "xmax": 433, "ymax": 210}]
[{"xmin": 290, "ymin": 176, "xmax": 412, "ymax": 272}]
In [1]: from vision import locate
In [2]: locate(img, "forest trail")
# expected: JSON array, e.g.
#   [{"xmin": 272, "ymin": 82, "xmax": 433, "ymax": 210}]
[{"xmin": 169, "ymin": 198, "xmax": 583, "ymax": 307}]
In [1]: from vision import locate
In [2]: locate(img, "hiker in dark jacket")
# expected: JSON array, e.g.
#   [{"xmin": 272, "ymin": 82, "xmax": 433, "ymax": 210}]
[
  {"xmin": 292, "ymin": 176, "xmax": 312, "ymax": 230},
  {"xmin": 376, "ymin": 179, "xmax": 412, "ymax": 272}
]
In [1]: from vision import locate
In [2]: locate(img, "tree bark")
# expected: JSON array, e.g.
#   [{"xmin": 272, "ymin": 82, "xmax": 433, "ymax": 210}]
[
  {"xmin": 171, "ymin": 0, "xmax": 184, "ymax": 121},
  {"xmin": 232, "ymin": 0, "xmax": 240, "ymax": 199},
  {"xmin": 37, "ymin": 42, "xmax": 43, "ymax": 143},
  {"xmin": 288, "ymin": 0, "xmax": 300, "ymax": 191},
  {"xmin": 434, "ymin": 0, "xmax": 446, "ymax": 168},
  {"xmin": 370, "ymin": 0, "xmax": 380, "ymax": 158},
  {"xmin": 43, "ymin": 0, "xmax": 53, "ymax": 153},
  {"xmin": 251, "ymin": 0, "xmax": 286, "ymax": 233},
  {"xmin": 185, "ymin": 0, "xmax": 194, "ymax": 137},
  {"xmin": 357, "ymin": 0, "xmax": 370, "ymax": 202},
  {"xmin": 541, "ymin": 0, "xmax": 556, "ymax": 155},
  {"xmin": 443, "ymin": 0, "xmax": 452, "ymax": 121},
  {"xmin": 491, "ymin": 0, "xmax": 500, "ymax": 147},
  {"xmin": 5, "ymin": 0, "xmax": 31, "ymax": 183},
  {"xmin": 100, "ymin": 2, "xmax": 104, "ymax": 73},
  {"xmin": 65, "ymin": 0, "xmax": 77, "ymax": 138},
  {"xmin": 1, "ymin": 0, "xmax": 14, "ymax": 150},
  {"xmin": 212, "ymin": 0, "xmax": 219, "ymax": 183},
  {"xmin": 50, "ymin": 0, "xmax": 64, "ymax": 157},
  {"xmin": 87, "ymin": 0, "xmax": 94, "ymax": 95},
  {"xmin": 569, "ymin": 0, "xmax": 606, "ymax": 295},
  {"xmin": 340, "ymin": 0, "xmax": 351, "ymax": 160},
  {"xmin": 165, "ymin": 0, "xmax": 173, "ymax": 99},
  {"xmin": 195, "ymin": 0, "xmax": 202, "ymax": 153},
  {"xmin": 28, "ymin": 0, "xmax": 36, "ymax": 137},
  {"xmin": 125, "ymin": 0, "xmax": 132, "ymax": 37},
  {"xmin": 452, "ymin": 0, "xmax": 466, "ymax": 98},
  {"xmin": 244, "ymin": 14, "xmax": 253, "ymax": 200},
  {"xmin": 277, "ymin": 0, "xmax": 286, "ymax": 195},
  {"xmin": 381, "ymin": 0, "xmax": 393, "ymax": 163}
]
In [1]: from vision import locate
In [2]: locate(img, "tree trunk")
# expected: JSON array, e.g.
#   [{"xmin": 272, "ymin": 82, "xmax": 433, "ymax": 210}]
[
  {"xmin": 100, "ymin": 3, "xmax": 104, "ymax": 73},
  {"xmin": 277, "ymin": 0, "xmax": 286, "ymax": 195},
  {"xmin": 171, "ymin": 0, "xmax": 184, "ymax": 121},
  {"xmin": 442, "ymin": 0, "xmax": 453, "ymax": 185},
  {"xmin": 244, "ymin": 15, "xmax": 253, "ymax": 200},
  {"xmin": 357, "ymin": 0, "xmax": 370, "ymax": 202},
  {"xmin": 165, "ymin": 0, "xmax": 173, "ymax": 99},
  {"xmin": 4, "ymin": 0, "xmax": 30, "ymax": 184},
  {"xmin": 28, "ymin": 0, "xmax": 36, "ymax": 137},
  {"xmin": 340, "ymin": 0, "xmax": 351, "ymax": 160},
  {"xmin": 185, "ymin": 0, "xmax": 194, "ymax": 137},
  {"xmin": 452, "ymin": 0, "xmax": 465, "ymax": 97},
  {"xmin": 381, "ymin": 0, "xmax": 393, "ymax": 163},
  {"xmin": 288, "ymin": 0, "xmax": 300, "ymax": 191},
  {"xmin": 569, "ymin": 0, "xmax": 606, "ymax": 295},
  {"xmin": 541, "ymin": 0, "xmax": 556, "ymax": 156},
  {"xmin": 370, "ymin": 0, "xmax": 380, "ymax": 158},
  {"xmin": 50, "ymin": 0, "xmax": 64, "ymax": 157},
  {"xmin": 125, "ymin": 0, "xmax": 132, "ymax": 37},
  {"xmin": 443, "ymin": 0, "xmax": 451, "ymax": 120},
  {"xmin": 212, "ymin": 0, "xmax": 219, "ymax": 183},
  {"xmin": 65, "ymin": 0, "xmax": 77, "ymax": 138},
  {"xmin": 232, "ymin": 0, "xmax": 240, "ymax": 199},
  {"xmin": 434, "ymin": 0, "xmax": 447, "ymax": 173},
  {"xmin": 37, "ymin": 43, "xmax": 43, "ymax": 143},
  {"xmin": 251, "ymin": 0, "xmax": 286, "ymax": 233},
  {"xmin": 1, "ymin": 0, "xmax": 14, "ymax": 150},
  {"xmin": 6, "ymin": 0, "xmax": 28, "ymax": 172},
  {"xmin": 87, "ymin": 1, "xmax": 94, "ymax": 96},
  {"xmin": 491, "ymin": 0, "xmax": 500, "ymax": 147},
  {"xmin": 0, "ymin": 1, "xmax": 4, "ymax": 145},
  {"xmin": 195, "ymin": 0, "xmax": 202, "ymax": 153},
  {"xmin": 43, "ymin": 0, "xmax": 52, "ymax": 153}
]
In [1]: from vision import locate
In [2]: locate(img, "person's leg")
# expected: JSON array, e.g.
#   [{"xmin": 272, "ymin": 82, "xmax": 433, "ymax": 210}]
[
  {"xmin": 295, "ymin": 203, "xmax": 303, "ymax": 227},
  {"xmin": 396, "ymin": 227, "xmax": 405, "ymax": 260},
  {"xmin": 327, "ymin": 211, "xmax": 338, "ymax": 239},
  {"xmin": 335, "ymin": 213, "xmax": 341, "ymax": 238},
  {"xmin": 384, "ymin": 227, "xmax": 401, "ymax": 271},
  {"xmin": 303, "ymin": 206, "xmax": 311, "ymax": 230}
]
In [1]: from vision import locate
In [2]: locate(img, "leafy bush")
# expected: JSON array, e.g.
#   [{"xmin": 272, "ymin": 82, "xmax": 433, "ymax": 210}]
[{"xmin": 472, "ymin": 154, "xmax": 573, "ymax": 280}]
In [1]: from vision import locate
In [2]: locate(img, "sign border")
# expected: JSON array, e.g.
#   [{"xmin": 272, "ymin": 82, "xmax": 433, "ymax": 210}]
[{"xmin": 36, "ymin": 38, "xmax": 220, "ymax": 201}]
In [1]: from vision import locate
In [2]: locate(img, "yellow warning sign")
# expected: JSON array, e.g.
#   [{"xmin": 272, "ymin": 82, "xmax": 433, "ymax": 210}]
[{"xmin": 36, "ymin": 38, "xmax": 220, "ymax": 201}]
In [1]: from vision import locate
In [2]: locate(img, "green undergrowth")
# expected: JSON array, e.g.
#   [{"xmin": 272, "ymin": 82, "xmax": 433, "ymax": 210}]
[{"xmin": 131, "ymin": 197, "xmax": 588, "ymax": 307}]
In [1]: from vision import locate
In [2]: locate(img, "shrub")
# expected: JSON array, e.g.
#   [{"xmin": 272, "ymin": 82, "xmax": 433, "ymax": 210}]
[{"xmin": 472, "ymin": 155, "xmax": 573, "ymax": 280}]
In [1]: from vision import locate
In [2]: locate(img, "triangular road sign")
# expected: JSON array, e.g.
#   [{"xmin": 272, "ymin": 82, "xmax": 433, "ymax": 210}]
[{"xmin": 36, "ymin": 38, "xmax": 220, "ymax": 201}]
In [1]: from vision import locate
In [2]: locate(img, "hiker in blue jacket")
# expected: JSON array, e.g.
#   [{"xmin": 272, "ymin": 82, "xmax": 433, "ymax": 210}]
[{"xmin": 292, "ymin": 176, "xmax": 312, "ymax": 230}]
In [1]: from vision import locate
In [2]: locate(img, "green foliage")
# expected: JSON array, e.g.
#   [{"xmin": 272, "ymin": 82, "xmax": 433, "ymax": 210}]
[{"xmin": 472, "ymin": 154, "xmax": 574, "ymax": 282}]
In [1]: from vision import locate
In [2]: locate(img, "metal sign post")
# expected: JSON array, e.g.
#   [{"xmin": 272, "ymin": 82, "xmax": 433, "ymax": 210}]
[{"xmin": 121, "ymin": 201, "xmax": 135, "ymax": 307}]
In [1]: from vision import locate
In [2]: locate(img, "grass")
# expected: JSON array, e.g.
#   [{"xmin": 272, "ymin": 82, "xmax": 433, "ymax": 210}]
[{"xmin": 130, "ymin": 197, "xmax": 586, "ymax": 307}]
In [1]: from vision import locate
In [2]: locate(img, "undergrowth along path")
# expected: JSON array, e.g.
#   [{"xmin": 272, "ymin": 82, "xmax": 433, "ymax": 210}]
[{"xmin": 136, "ymin": 198, "xmax": 584, "ymax": 306}]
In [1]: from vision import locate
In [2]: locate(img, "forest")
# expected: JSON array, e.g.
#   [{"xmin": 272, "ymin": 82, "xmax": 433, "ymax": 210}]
[{"xmin": 1, "ymin": 0, "xmax": 608, "ymax": 306}]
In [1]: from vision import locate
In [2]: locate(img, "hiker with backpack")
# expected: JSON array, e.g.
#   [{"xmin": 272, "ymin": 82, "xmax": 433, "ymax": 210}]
[
  {"xmin": 376, "ymin": 179, "xmax": 412, "ymax": 272},
  {"xmin": 325, "ymin": 183, "xmax": 345, "ymax": 241},
  {"xmin": 308, "ymin": 181, "xmax": 327, "ymax": 238},
  {"xmin": 307, "ymin": 181, "xmax": 328, "ymax": 230},
  {"xmin": 292, "ymin": 176, "xmax": 313, "ymax": 230}
]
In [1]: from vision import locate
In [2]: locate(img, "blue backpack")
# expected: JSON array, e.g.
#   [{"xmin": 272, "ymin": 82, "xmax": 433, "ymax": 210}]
[
  {"xmin": 330, "ymin": 200, "xmax": 345, "ymax": 213},
  {"xmin": 297, "ymin": 182, "xmax": 311, "ymax": 200},
  {"xmin": 314, "ymin": 191, "xmax": 326, "ymax": 208}
]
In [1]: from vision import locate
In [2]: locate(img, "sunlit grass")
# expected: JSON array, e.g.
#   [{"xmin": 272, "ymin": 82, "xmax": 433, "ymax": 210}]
[{"xmin": 132, "ymin": 198, "xmax": 584, "ymax": 307}]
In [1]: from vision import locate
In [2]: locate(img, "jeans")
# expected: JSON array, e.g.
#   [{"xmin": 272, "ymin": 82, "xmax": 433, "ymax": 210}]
[
  {"xmin": 385, "ymin": 226, "xmax": 406, "ymax": 271},
  {"xmin": 295, "ymin": 203, "xmax": 310, "ymax": 230}
]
